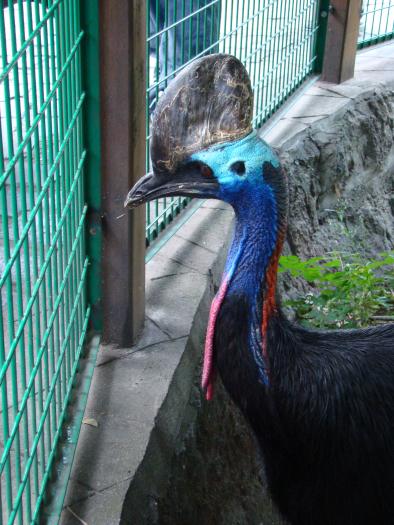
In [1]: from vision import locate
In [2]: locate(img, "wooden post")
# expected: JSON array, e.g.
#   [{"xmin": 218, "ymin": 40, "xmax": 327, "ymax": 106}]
[
  {"xmin": 100, "ymin": 0, "xmax": 146, "ymax": 345},
  {"xmin": 321, "ymin": 0, "xmax": 362, "ymax": 83}
]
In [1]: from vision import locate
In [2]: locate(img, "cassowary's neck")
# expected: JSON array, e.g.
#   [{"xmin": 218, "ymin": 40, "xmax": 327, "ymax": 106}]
[
  {"xmin": 226, "ymin": 198, "xmax": 282, "ymax": 379},
  {"xmin": 226, "ymin": 197, "xmax": 278, "ymax": 298},
  {"xmin": 203, "ymin": 190, "xmax": 284, "ymax": 398}
]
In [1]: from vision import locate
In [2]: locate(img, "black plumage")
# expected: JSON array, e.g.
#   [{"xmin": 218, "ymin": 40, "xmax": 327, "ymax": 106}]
[{"xmin": 215, "ymin": 293, "xmax": 394, "ymax": 525}]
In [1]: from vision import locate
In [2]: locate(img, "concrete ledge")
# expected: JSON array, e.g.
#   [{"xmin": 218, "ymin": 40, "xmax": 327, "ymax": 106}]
[
  {"xmin": 60, "ymin": 40, "xmax": 394, "ymax": 525},
  {"xmin": 60, "ymin": 201, "xmax": 233, "ymax": 525}
]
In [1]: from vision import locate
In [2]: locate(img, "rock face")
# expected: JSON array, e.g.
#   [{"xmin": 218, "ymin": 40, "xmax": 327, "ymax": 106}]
[
  {"xmin": 124, "ymin": 85, "xmax": 394, "ymax": 525},
  {"xmin": 282, "ymin": 87, "xmax": 394, "ymax": 262},
  {"xmin": 157, "ymin": 377, "xmax": 285, "ymax": 525}
]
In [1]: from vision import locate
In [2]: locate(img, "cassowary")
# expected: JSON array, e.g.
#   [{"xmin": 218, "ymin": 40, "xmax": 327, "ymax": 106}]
[{"xmin": 125, "ymin": 54, "xmax": 394, "ymax": 525}]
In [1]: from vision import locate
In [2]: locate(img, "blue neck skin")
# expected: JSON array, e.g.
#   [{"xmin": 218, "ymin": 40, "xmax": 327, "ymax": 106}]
[
  {"xmin": 225, "ymin": 185, "xmax": 278, "ymax": 384},
  {"xmin": 192, "ymin": 132, "xmax": 280, "ymax": 384}
]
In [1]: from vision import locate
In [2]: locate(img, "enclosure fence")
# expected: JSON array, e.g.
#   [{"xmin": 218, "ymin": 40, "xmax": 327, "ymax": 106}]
[
  {"xmin": 0, "ymin": 1, "xmax": 90, "ymax": 523},
  {"xmin": 1, "ymin": 0, "xmax": 394, "ymax": 523},
  {"xmin": 359, "ymin": 0, "xmax": 394, "ymax": 47}
]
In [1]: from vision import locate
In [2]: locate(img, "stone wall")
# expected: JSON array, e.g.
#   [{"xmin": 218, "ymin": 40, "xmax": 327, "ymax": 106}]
[{"xmin": 283, "ymin": 86, "xmax": 393, "ymax": 261}]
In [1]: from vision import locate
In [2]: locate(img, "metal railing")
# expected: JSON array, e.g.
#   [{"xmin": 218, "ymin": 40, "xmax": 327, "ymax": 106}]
[
  {"xmin": 359, "ymin": 0, "xmax": 394, "ymax": 47},
  {"xmin": 145, "ymin": 0, "xmax": 322, "ymax": 246},
  {"xmin": 0, "ymin": 1, "xmax": 93, "ymax": 523}
]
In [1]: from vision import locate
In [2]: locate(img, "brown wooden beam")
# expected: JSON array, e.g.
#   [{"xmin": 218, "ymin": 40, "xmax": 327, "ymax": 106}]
[
  {"xmin": 322, "ymin": 0, "xmax": 362, "ymax": 83},
  {"xmin": 100, "ymin": 0, "xmax": 146, "ymax": 345}
]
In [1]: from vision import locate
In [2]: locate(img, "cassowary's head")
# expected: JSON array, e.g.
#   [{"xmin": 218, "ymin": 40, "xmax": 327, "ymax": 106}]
[{"xmin": 125, "ymin": 54, "xmax": 287, "ymax": 228}]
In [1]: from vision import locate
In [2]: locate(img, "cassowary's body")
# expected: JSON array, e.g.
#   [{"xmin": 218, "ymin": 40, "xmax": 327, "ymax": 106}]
[
  {"xmin": 125, "ymin": 53, "xmax": 394, "ymax": 525},
  {"xmin": 211, "ymin": 164, "xmax": 394, "ymax": 523},
  {"xmin": 216, "ymin": 295, "xmax": 394, "ymax": 525}
]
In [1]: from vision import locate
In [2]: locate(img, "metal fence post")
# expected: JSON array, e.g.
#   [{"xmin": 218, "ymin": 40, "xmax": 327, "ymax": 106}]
[
  {"xmin": 314, "ymin": 0, "xmax": 330, "ymax": 74},
  {"xmin": 321, "ymin": 0, "xmax": 362, "ymax": 83},
  {"xmin": 81, "ymin": 0, "xmax": 102, "ymax": 331},
  {"xmin": 100, "ymin": 0, "xmax": 146, "ymax": 345}
]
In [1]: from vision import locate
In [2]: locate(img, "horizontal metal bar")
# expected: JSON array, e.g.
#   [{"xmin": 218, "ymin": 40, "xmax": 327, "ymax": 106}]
[
  {"xmin": 358, "ymin": 32, "xmax": 394, "ymax": 47},
  {"xmin": 0, "ymin": 30, "xmax": 84, "ymax": 188},
  {"xmin": 0, "ymin": 208, "xmax": 88, "ymax": 474},
  {"xmin": 0, "ymin": 0, "xmax": 63, "ymax": 83},
  {"xmin": 0, "ymin": 97, "xmax": 85, "ymax": 287}
]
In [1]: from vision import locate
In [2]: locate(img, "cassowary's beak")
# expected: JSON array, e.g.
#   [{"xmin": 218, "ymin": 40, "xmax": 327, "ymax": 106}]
[
  {"xmin": 124, "ymin": 53, "xmax": 253, "ymax": 209},
  {"xmin": 124, "ymin": 162, "xmax": 219, "ymax": 208}
]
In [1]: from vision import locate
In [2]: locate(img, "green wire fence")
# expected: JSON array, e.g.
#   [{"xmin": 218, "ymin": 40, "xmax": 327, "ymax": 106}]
[
  {"xmin": 145, "ymin": 0, "xmax": 323, "ymax": 245},
  {"xmin": 359, "ymin": 0, "xmax": 394, "ymax": 48},
  {"xmin": 1, "ymin": 0, "xmax": 394, "ymax": 523},
  {"xmin": 0, "ymin": 1, "xmax": 94, "ymax": 523}
]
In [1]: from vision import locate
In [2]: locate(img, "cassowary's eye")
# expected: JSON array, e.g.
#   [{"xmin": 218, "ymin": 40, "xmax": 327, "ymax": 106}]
[
  {"xmin": 230, "ymin": 161, "xmax": 246, "ymax": 176},
  {"xmin": 185, "ymin": 161, "xmax": 214, "ymax": 179},
  {"xmin": 200, "ymin": 164, "xmax": 213, "ymax": 178}
]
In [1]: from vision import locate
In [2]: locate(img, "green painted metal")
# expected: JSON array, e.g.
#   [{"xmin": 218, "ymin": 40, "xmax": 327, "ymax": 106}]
[
  {"xmin": 146, "ymin": 0, "xmax": 321, "ymax": 247},
  {"xmin": 0, "ymin": 1, "xmax": 98, "ymax": 523},
  {"xmin": 80, "ymin": 0, "xmax": 102, "ymax": 331},
  {"xmin": 358, "ymin": 0, "xmax": 394, "ymax": 48},
  {"xmin": 314, "ymin": 0, "xmax": 330, "ymax": 73}
]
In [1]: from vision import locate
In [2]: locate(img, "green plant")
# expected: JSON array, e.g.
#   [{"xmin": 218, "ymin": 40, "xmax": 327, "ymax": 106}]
[{"xmin": 279, "ymin": 251, "xmax": 394, "ymax": 329}]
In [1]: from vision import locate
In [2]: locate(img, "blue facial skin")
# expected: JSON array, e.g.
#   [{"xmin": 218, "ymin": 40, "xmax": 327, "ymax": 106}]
[{"xmin": 191, "ymin": 131, "xmax": 281, "ymax": 385}]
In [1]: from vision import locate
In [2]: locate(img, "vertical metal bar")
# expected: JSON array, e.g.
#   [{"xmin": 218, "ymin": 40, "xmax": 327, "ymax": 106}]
[
  {"xmin": 293, "ymin": 0, "xmax": 304, "ymax": 90},
  {"xmin": 41, "ymin": 1, "xmax": 60, "ymax": 482},
  {"xmin": 25, "ymin": 0, "xmax": 47, "ymax": 495},
  {"xmin": 282, "ymin": 0, "xmax": 295, "ymax": 101},
  {"xmin": 0, "ymin": 6, "xmax": 24, "ymax": 521},
  {"xmin": 100, "ymin": 0, "xmax": 146, "ymax": 345},
  {"xmin": 16, "ymin": 1, "xmax": 41, "ymax": 506},
  {"xmin": 49, "ymin": 0, "xmax": 65, "ymax": 433},
  {"xmin": 145, "ymin": 0, "xmax": 151, "ymax": 244},
  {"xmin": 8, "ymin": 0, "xmax": 37, "ymax": 518},
  {"xmin": 322, "ymin": 0, "xmax": 362, "ymax": 83},
  {"xmin": 33, "ymin": 0, "xmax": 53, "ymax": 472},
  {"xmin": 0, "ymin": 98, "xmax": 14, "ymax": 525},
  {"xmin": 41, "ymin": 0, "xmax": 59, "ymax": 443}
]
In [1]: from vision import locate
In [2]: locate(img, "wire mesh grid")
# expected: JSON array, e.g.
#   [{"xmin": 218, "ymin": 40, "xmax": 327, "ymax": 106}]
[
  {"xmin": 145, "ymin": 0, "xmax": 321, "ymax": 245},
  {"xmin": 359, "ymin": 0, "xmax": 394, "ymax": 47},
  {"xmin": 0, "ymin": 1, "xmax": 89, "ymax": 523}
]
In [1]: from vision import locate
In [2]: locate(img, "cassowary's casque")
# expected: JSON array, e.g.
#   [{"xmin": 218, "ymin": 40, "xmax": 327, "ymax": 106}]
[{"xmin": 125, "ymin": 54, "xmax": 394, "ymax": 525}]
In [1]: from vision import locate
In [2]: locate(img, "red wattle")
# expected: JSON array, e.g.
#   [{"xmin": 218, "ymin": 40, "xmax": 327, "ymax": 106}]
[{"xmin": 202, "ymin": 276, "xmax": 230, "ymax": 399}]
